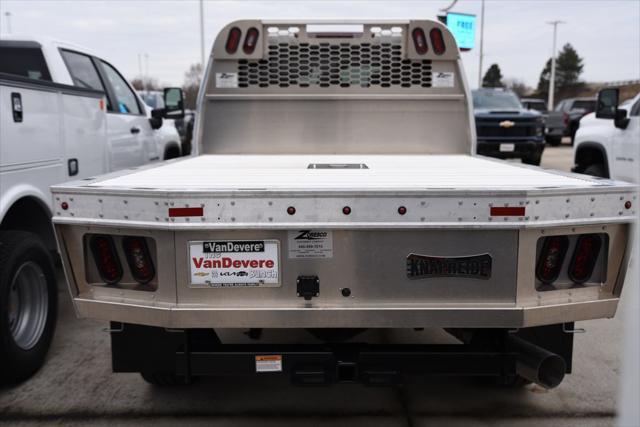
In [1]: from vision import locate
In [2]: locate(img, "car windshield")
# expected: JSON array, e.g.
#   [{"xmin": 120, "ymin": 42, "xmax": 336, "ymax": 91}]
[
  {"xmin": 472, "ymin": 90, "xmax": 522, "ymax": 109},
  {"xmin": 139, "ymin": 93, "xmax": 163, "ymax": 109},
  {"xmin": 572, "ymin": 100, "xmax": 596, "ymax": 111},
  {"xmin": 527, "ymin": 101, "xmax": 547, "ymax": 112}
]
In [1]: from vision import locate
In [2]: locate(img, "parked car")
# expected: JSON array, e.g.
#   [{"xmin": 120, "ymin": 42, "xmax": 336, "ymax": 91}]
[
  {"xmin": 51, "ymin": 20, "xmax": 636, "ymax": 390},
  {"xmin": 521, "ymin": 98, "xmax": 549, "ymax": 122},
  {"xmin": 174, "ymin": 109, "xmax": 195, "ymax": 156},
  {"xmin": 473, "ymin": 88, "xmax": 545, "ymax": 165},
  {"xmin": 545, "ymin": 97, "xmax": 596, "ymax": 146},
  {"xmin": 0, "ymin": 34, "xmax": 179, "ymax": 384},
  {"xmin": 573, "ymin": 89, "xmax": 639, "ymax": 182},
  {"xmin": 137, "ymin": 90, "xmax": 182, "ymax": 159}
]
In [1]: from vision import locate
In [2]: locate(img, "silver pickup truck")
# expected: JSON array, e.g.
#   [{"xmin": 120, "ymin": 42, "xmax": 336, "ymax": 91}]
[{"xmin": 52, "ymin": 20, "xmax": 636, "ymax": 389}]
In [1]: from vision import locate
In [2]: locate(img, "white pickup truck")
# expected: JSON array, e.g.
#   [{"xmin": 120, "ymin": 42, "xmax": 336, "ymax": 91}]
[
  {"xmin": 0, "ymin": 35, "xmax": 182, "ymax": 384},
  {"xmin": 573, "ymin": 90, "xmax": 639, "ymax": 183},
  {"xmin": 52, "ymin": 20, "xmax": 636, "ymax": 389}
]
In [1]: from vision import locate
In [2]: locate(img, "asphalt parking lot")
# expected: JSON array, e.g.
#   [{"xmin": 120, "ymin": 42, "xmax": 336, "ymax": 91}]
[{"xmin": 0, "ymin": 145, "xmax": 631, "ymax": 426}]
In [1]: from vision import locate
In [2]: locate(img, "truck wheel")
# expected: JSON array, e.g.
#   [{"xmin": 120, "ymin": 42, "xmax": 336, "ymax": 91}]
[
  {"xmin": 546, "ymin": 136, "xmax": 561, "ymax": 147},
  {"xmin": 141, "ymin": 371, "xmax": 192, "ymax": 386},
  {"xmin": 584, "ymin": 164, "xmax": 606, "ymax": 178},
  {"xmin": 0, "ymin": 231, "xmax": 57, "ymax": 385},
  {"xmin": 522, "ymin": 152, "xmax": 542, "ymax": 166}
]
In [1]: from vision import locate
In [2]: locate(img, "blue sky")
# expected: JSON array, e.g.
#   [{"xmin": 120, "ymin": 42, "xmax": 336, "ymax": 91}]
[{"xmin": 1, "ymin": 0, "xmax": 639, "ymax": 89}]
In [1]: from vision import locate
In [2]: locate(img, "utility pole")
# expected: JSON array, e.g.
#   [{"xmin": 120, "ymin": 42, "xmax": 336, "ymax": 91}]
[
  {"xmin": 477, "ymin": 0, "xmax": 485, "ymax": 88},
  {"xmin": 4, "ymin": 12, "xmax": 12, "ymax": 34},
  {"xmin": 137, "ymin": 54, "xmax": 143, "ymax": 82},
  {"xmin": 144, "ymin": 53, "xmax": 149, "ymax": 92},
  {"xmin": 547, "ymin": 20, "xmax": 565, "ymax": 111},
  {"xmin": 199, "ymin": 0, "xmax": 205, "ymax": 73}
]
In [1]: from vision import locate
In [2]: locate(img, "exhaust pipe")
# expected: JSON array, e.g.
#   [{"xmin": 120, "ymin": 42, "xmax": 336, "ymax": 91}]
[{"xmin": 507, "ymin": 335, "xmax": 566, "ymax": 389}]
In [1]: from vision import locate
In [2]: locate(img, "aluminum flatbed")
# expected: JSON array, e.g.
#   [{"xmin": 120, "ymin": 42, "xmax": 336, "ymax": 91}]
[
  {"xmin": 53, "ymin": 154, "xmax": 635, "ymax": 230},
  {"xmin": 52, "ymin": 19, "xmax": 636, "ymax": 389}
]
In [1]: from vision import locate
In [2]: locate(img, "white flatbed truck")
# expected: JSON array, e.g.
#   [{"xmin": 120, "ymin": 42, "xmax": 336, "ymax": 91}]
[{"xmin": 52, "ymin": 20, "xmax": 636, "ymax": 389}]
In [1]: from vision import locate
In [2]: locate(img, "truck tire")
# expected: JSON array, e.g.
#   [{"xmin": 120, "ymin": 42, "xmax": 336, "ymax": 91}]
[
  {"xmin": 0, "ymin": 231, "xmax": 57, "ymax": 385},
  {"xmin": 522, "ymin": 151, "xmax": 542, "ymax": 166},
  {"xmin": 545, "ymin": 136, "xmax": 561, "ymax": 147},
  {"xmin": 584, "ymin": 164, "xmax": 606, "ymax": 178}
]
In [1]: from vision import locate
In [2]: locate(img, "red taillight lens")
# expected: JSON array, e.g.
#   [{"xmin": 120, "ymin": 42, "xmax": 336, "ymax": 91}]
[
  {"xmin": 122, "ymin": 237, "xmax": 155, "ymax": 284},
  {"xmin": 225, "ymin": 27, "xmax": 242, "ymax": 54},
  {"xmin": 412, "ymin": 28, "xmax": 428, "ymax": 54},
  {"xmin": 536, "ymin": 236, "xmax": 569, "ymax": 284},
  {"xmin": 569, "ymin": 234, "xmax": 602, "ymax": 284},
  {"xmin": 243, "ymin": 27, "xmax": 259, "ymax": 54},
  {"xmin": 563, "ymin": 112, "xmax": 569, "ymax": 126},
  {"xmin": 90, "ymin": 235, "xmax": 122, "ymax": 284},
  {"xmin": 429, "ymin": 28, "xmax": 446, "ymax": 55}
]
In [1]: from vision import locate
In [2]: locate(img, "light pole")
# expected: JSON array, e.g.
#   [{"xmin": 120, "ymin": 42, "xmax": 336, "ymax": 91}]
[
  {"xmin": 199, "ymin": 0, "xmax": 205, "ymax": 73},
  {"xmin": 477, "ymin": 0, "xmax": 485, "ymax": 87},
  {"xmin": 4, "ymin": 12, "xmax": 12, "ymax": 34},
  {"xmin": 547, "ymin": 20, "xmax": 565, "ymax": 111}
]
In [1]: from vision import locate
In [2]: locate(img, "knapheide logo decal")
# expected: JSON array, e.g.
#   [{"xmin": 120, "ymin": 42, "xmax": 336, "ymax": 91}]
[{"xmin": 406, "ymin": 253, "xmax": 492, "ymax": 280}]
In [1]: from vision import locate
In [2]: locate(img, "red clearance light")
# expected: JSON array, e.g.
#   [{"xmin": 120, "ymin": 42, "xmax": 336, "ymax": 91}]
[
  {"xmin": 429, "ymin": 28, "xmax": 446, "ymax": 55},
  {"xmin": 225, "ymin": 27, "xmax": 242, "ymax": 54},
  {"xmin": 168, "ymin": 207, "xmax": 203, "ymax": 217},
  {"xmin": 122, "ymin": 236, "xmax": 155, "ymax": 284},
  {"xmin": 411, "ymin": 28, "xmax": 428, "ymax": 54},
  {"xmin": 243, "ymin": 27, "xmax": 260, "ymax": 54},
  {"xmin": 569, "ymin": 234, "xmax": 602, "ymax": 284},
  {"xmin": 536, "ymin": 235, "xmax": 569, "ymax": 284},
  {"xmin": 90, "ymin": 235, "xmax": 122, "ymax": 285},
  {"xmin": 490, "ymin": 206, "xmax": 525, "ymax": 216}
]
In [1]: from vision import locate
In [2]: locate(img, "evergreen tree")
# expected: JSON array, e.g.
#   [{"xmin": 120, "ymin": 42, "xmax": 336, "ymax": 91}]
[
  {"xmin": 536, "ymin": 43, "xmax": 585, "ymax": 99},
  {"xmin": 482, "ymin": 64, "xmax": 503, "ymax": 87}
]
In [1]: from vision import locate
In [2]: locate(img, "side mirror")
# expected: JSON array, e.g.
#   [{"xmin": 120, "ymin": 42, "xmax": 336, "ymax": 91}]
[
  {"xmin": 163, "ymin": 87, "xmax": 185, "ymax": 119},
  {"xmin": 595, "ymin": 88, "xmax": 619, "ymax": 119},
  {"xmin": 596, "ymin": 88, "xmax": 629, "ymax": 129}
]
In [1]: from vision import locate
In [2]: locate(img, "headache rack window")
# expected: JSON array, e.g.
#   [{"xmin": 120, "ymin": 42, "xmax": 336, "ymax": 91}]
[{"xmin": 238, "ymin": 40, "xmax": 432, "ymax": 89}]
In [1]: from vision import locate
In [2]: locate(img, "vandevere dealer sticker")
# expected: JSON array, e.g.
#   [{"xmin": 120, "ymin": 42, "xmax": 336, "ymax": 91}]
[
  {"xmin": 432, "ymin": 71, "xmax": 455, "ymax": 88},
  {"xmin": 216, "ymin": 72, "xmax": 238, "ymax": 88},
  {"xmin": 288, "ymin": 230, "xmax": 333, "ymax": 259},
  {"xmin": 189, "ymin": 240, "xmax": 279, "ymax": 287}
]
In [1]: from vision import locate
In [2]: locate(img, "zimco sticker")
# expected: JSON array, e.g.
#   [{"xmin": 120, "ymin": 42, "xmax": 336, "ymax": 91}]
[
  {"xmin": 432, "ymin": 71, "xmax": 455, "ymax": 88},
  {"xmin": 216, "ymin": 72, "xmax": 238, "ymax": 88},
  {"xmin": 189, "ymin": 240, "xmax": 280, "ymax": 287},
  {"xmin": 288, "ymin": 230, "xmax": 333, "ymax": 259}
]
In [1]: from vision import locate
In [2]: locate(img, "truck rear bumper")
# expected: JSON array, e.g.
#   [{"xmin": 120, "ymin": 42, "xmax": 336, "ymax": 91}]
[{"xmin": 72, "ymin": 296, "xmax": 619, "ymax": 329}]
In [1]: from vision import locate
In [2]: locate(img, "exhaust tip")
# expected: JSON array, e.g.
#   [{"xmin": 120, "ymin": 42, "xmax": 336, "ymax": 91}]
[{"xmin": 536, "ymin": 354, "xmax": 566, "ymax": 389}]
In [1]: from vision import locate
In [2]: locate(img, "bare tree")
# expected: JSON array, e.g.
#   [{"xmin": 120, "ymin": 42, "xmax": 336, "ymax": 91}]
[
  {"xmin": 131, "ymin": 76, "xmax": 161, "ymax": 92},
  {"xmin": 503, "ymin": 78, "xmax": 532, "ymax": 98},
  {"xmin": 182, "ymin": 64, "xmax": 203, "ymax": 110}
]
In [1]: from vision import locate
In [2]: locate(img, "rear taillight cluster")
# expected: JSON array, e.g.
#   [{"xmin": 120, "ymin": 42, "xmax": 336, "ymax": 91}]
[
  {"xmin": 536, "ymin": 233, "xmax": 606, "ymax": 290},
  {"xmin": 225, "ymin": 26, "xmax": 260, "ymax": 54},
  {"xmin": 411, "ymin": 26, "xmax": 446, "ymax": 55},
  {"xmin": 88, "ymin": 234, "xmax": 155, "ymax": 288}
]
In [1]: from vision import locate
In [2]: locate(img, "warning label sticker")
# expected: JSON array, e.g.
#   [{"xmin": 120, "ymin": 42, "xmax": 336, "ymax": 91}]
[
  {"xmin": 255, "ymin": 355, "xmax": 282, "ymax": 373},
  {"xmin": 432, "ymin": 71, "xmax": 455, "ymax": 88},
  {"xmin": 288, "ymin": 230, "xmax": 333, "ymax": 259},
  {"xmin": 216, "ymin": 72, "xmax": 238, "ymax": 88},
  {"xmin": 189, "ymin": 240, "xmax": 279, "ymax": 287}
]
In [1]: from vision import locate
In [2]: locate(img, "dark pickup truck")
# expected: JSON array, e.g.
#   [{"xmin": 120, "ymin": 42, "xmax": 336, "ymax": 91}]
[
  {"xmin": 473, "ymin": 88, "xmax": 545, "ymax": 165},
  {"xmin": 545, "ymin": 97, "xmax": 596, "ymax": 146}
]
